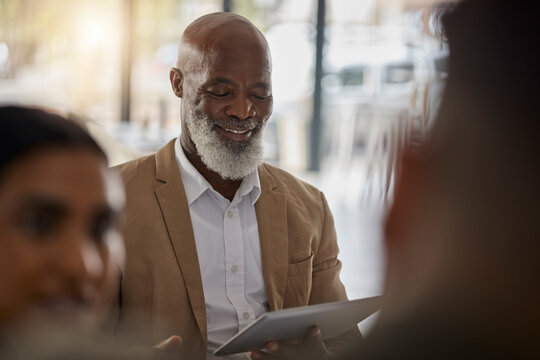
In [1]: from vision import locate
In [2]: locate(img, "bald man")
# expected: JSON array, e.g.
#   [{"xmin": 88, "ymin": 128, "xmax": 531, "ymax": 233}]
[{"xmin": 114, "ymin": 12, "xmax": 359, "ymax": 360}]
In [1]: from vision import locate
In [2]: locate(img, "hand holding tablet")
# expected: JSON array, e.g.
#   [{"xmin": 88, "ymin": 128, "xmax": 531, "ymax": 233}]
[{"xmin": 214, "ymin": 295, "xmax": 382, "ymax": 356}]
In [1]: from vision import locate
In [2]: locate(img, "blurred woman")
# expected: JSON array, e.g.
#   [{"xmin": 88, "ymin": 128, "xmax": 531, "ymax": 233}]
[{"xmin": 0, "ymin": 105, "xmax": 125, "ymax": 341}]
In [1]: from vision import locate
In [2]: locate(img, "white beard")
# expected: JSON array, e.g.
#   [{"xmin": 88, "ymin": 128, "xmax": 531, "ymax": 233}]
[{"xmin": 183, "ymin": 106, "xmax": 265, "ymax": 180}]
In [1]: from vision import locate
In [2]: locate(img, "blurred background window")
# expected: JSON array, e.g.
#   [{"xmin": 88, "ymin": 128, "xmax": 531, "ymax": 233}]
[
  {"xmin": 0, "ymin": 0, "xmax": 122, "ymax": 122},
  {"xmin": 0, "ymin": 0, "xmax": 452, "ymax": 325}
]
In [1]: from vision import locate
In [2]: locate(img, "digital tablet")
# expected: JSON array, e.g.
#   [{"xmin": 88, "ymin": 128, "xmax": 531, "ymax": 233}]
[{"xmin": 213, "ymin": 295, "xmax": 382, "ymax": 356}]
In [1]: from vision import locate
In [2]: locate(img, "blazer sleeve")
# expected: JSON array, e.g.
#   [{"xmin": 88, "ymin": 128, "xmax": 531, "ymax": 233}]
[{"xmin": 309, "ymin": 192, "xmax": 348, "ymax": 305}]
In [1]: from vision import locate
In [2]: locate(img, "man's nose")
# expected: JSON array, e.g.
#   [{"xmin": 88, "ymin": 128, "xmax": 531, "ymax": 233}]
[{"xmin": 225, "ymin": 94, "xmax": 256, "ymax": 120}]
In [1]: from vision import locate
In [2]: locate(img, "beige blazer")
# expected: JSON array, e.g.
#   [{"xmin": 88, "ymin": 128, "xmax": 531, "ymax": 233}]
[{"xmin": 114, "ymin": 139, "xmax": 353, "ymax": 359}]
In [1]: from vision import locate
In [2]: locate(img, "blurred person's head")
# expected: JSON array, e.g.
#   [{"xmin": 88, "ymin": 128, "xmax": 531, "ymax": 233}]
[
  {"xmin": 169, "ymin": 12, "xmax": 273, "ymax": 180},
  {"xmin": 380, "ymin": 0, "xmax": 539, "ymax": 354},
  {"xmin": 0, "ymin": 106, "xmax": 125, "ymax": 333}
]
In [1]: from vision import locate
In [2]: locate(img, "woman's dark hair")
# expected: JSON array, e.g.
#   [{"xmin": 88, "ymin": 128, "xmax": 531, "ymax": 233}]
[{"xmin": 0, "ymin": 106, "xmax": 107, "ymax": 176}]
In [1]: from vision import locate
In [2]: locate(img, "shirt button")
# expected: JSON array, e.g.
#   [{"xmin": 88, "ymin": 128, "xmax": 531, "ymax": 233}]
[
  {"xmin": 243, "ymin": 312, "xmax": 250, "ymax": 320},
  {"xmin": 227, "ymin": 210, "xmax": 233, "ymax": 218},
  {"xmin": 231, "ymin": 265, "xmax": 238, "ymax": 273}
]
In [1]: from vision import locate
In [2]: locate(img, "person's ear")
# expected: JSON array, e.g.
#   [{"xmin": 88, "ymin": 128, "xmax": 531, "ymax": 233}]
[{"xmin": 170, "ymin": 68, "xmax": 184, "ymax": 98}]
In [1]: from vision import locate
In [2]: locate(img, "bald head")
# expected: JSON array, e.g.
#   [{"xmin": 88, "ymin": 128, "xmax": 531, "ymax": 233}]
[{"xmin": 176, "ymin": 12, "xmax": 271, "ymax": 72}]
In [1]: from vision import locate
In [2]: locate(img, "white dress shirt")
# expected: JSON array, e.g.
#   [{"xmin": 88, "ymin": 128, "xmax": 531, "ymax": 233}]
[{"xmin": 174, "ymin": 138, "xmax": 269, "ymax": 360}]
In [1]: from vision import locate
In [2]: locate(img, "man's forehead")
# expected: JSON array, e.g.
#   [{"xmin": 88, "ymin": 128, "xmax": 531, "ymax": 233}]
[{"xmin": 180, "ymin": 40, "xmax": 272, "ymax": 84}]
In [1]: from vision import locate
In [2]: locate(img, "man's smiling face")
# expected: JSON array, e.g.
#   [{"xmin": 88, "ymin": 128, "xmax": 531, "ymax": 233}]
[{"xmin": 177, "ymin": 20, "xmax": 273, "ymax": 180}]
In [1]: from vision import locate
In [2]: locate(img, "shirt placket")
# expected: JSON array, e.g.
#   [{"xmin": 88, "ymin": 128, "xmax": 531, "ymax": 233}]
[{"xmin": 223, "ymin": 200, "xmax": 255, "ymax": 330}]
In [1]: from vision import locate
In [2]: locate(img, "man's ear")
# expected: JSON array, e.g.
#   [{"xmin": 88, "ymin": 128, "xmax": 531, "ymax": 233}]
[{"xmin": 170, "ymin": 68, "xmax": 183, "ymax": 98}]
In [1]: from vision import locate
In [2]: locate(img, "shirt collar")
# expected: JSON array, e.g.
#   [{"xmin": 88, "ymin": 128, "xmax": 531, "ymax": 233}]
[
  {"xmin": 174, "ymin": 137, "xmax": 261, "ymax": 206},
  {"xmin": 239, "ymin": 165, "xmax": 261, "ymax": 206}
]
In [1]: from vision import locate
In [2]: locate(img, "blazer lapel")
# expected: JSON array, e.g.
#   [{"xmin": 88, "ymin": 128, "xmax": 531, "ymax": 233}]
[
  {"xmin": 256, "ymin": 165, "xmax": 289, "ymax": 311},
  {"xmin": 153, "ymin": 139, "xmax": 207, "ymax": 340}
]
